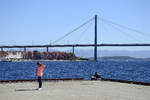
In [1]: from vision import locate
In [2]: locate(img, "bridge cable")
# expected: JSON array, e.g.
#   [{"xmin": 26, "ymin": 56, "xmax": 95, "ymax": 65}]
[
  {"xmin": 75, "ymin": 21, "xmax": 94, "ymax": 44},
  {"xmin": 51, "ymin": 17, "xmax": 94, "ymax": 44},
  {"xmin": 100, "ymin": 20, "xmax": 144, "ymax": 43},
  {"xmin": 98, "ymin": 17, "xmax": 150, "ymax": 38}
]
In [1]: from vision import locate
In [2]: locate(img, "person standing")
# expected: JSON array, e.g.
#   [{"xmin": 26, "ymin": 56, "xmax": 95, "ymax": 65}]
[{"xmin": 37, "ymin": 61, "xmax": 45, "ymax": 90}]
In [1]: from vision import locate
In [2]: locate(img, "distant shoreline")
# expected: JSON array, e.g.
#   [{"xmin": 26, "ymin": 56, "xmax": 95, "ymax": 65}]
[
  {"xmin": 88, "ymin": 56, "xmax": 150, "ymax": 60},
  {"xmin": 0, "ymin": 59, "xmax": 88, "ymax": 62},
  {"xmin": 1, "ymin": 56, "xmax": 150, "ymax": 62}
]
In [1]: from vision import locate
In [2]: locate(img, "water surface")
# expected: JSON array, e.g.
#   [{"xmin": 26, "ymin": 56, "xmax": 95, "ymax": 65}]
[{"xmin": 0, "ymin": 60, "xmax": 150, "ymax": 82}]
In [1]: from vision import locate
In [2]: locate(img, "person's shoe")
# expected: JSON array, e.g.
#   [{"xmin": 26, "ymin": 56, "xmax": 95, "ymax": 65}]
[{"xmin": 36, "ymin": 88, "xmax": 42, "ymax": 90}]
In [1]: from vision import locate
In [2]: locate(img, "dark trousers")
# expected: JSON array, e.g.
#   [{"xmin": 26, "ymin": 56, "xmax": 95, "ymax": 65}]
[{"xmin": 38, "ymin": 77, "xmax": 42, "ymax": 88}]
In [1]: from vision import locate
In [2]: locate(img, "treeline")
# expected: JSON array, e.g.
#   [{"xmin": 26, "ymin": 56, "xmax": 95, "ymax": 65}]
[
  {"xmin": 0, "ymin": 51, "xmax": 8, "ymax": 58},
  {"xmin": 24, "ymin": 51, "xmax": 75, "ymax": 60},
  {"xmin": 0, "ymin": 51, "xmax": 85, "ymax": 60}
]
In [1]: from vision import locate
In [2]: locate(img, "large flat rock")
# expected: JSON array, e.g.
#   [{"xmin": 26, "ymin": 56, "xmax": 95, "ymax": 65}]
[{"xmin": 0, "ymin": 80, "xmax": 150, "ymax": 100}]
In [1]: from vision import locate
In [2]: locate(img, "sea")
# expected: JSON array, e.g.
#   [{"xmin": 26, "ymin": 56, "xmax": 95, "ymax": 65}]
[{"xmin": 0, "ymin": 60, "xmax": 150, "ymax": 83}]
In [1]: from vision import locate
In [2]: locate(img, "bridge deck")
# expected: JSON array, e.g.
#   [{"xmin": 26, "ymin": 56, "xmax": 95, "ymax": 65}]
[{"xmin": 1, "ymin": 43, "xmax": 150, "ymax": 48}]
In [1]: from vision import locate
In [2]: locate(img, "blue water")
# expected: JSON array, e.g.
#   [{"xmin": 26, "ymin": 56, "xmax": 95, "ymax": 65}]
[{"xmin": 0, "ymin": 60, "xmax": 150, "ymax": 83}]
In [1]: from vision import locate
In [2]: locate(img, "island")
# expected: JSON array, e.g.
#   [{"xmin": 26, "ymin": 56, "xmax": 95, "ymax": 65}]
[{"xmin": 0, "ymin": 51, "xmax": 88, "ymax": 61}]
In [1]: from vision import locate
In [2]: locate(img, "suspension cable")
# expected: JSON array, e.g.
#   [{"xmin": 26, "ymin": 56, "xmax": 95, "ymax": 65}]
[
  {"xmin": 99, "ymin": 17, "xmax": 150, "ymax": 38},
  {"xmin": 101, "ymin": 20, "xmax": 144, "ymax": 43},
  {"xmin": 75, "ymin": 21, "xmax": 93, "ymax": 44},
  {"xmin": 51, "ymin": 17, "xmax": 94, "ymax": 44}
]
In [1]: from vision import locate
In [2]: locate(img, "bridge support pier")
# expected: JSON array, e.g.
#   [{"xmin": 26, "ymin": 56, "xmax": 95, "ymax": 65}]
[
  {"xmin": 24, "ymin": 47, "xmax": 26, "ymax": 52},
  {"xmin": 23, "ymin": 47, "xmax": 26, "ymax": 59},
  {"xmin": 1, "ymin": 48, "xmax": 3, "ymax": 51},
  {"xmin": 46, "ymin": 47, "xmax": 49, "ymax": 52},
  {"xmin": 72, "ymin": 46, "xmax": 75, "ymax": 57}
]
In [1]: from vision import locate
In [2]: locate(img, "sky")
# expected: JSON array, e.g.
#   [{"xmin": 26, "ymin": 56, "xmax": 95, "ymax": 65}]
[{"xmin": 0, "ymin": 0, "xmax": 150, "ymax": 48}]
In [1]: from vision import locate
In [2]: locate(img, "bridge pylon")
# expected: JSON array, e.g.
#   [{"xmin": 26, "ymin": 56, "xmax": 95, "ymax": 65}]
[{"xmin": 94, "ymin": 15, "xmax": 98, "ymax": 61}]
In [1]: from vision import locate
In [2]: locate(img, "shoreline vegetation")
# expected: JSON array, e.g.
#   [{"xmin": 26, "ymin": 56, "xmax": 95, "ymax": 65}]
[
  {"xmin": 0, "ymin": 51, "xmax": 150, "ymax": 62},
  {"xmin": 0, "ymin": 51, "xmax": 88, "ymax": 62}
]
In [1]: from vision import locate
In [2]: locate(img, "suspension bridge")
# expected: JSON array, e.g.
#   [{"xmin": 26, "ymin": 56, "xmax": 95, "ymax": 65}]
[
  {"xmin": 1, "ymin": 15, "xmax": 150, "ymax": 86},
  {"xmin": 0, "ymin": 15, "xmax": 150, "ymax": 61}
]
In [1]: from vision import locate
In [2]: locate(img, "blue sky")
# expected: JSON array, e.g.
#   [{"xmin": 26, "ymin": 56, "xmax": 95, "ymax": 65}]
[{"xmin": 0, "ymin": 0, "xmax": 150, "ymax": 46}]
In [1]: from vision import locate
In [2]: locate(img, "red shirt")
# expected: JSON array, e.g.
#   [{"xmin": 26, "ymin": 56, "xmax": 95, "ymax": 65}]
[{"xmin": 37, "ymin": 65, "xmax": 45, "ymax": 77}]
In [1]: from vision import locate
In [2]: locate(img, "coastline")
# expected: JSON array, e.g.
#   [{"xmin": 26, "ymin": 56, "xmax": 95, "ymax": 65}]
[
  {"xmin": 1, "ymin": 56, "xmax": 150, "ymax": 62},
  {"xmin": 0, "ymin": 58, "xmax": 89, "ymax": 62}
]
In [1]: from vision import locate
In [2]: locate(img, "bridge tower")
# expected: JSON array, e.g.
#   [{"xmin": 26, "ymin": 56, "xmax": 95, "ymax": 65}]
[{"xmin": 94, "ymin": 15, "xmax": 98, "ymax": 61}]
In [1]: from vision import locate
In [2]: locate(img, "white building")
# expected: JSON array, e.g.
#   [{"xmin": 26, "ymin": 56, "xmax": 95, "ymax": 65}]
[{"xmin": 5, "ymin": 52, "xmax": 23, "ymax": 59}]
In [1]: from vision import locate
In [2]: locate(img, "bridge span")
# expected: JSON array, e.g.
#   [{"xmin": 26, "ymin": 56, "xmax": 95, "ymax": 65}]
[
  {"xmin": 1, "ymin": 43, "xmax": 150, "ymax": 48},
  {"xmin": 1, "ymin": 15, "xmax": 150, "ymax": 61}
]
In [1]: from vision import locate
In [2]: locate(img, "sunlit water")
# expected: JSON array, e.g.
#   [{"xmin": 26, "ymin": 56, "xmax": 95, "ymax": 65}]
[{"xmin": 0, "ymin": 60, "xmax": 150, "ymax": 82}]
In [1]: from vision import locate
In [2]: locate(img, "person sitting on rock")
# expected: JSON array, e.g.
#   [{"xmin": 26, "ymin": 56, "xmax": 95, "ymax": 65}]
[{"xmin": 91, "ymin": 72, "xmax": 102, "ymax": 80}]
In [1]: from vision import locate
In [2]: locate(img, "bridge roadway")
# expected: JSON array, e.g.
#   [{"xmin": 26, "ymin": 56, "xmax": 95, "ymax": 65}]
[{"xmin": 1, "ymin": 43, "xmax": 150, "ymax": 48}]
